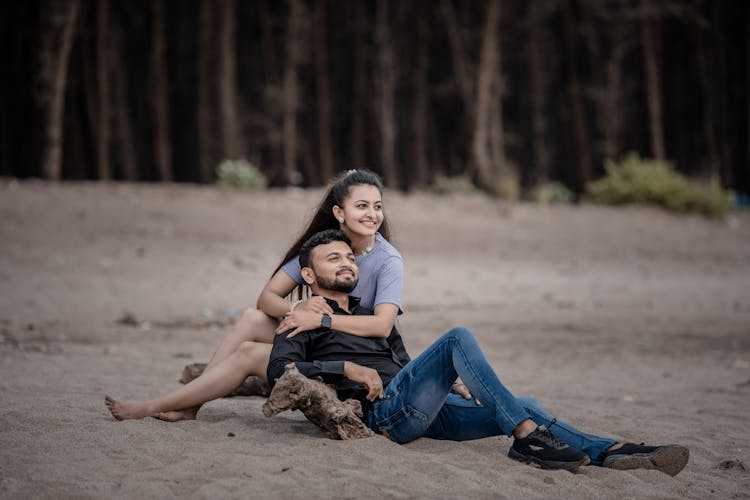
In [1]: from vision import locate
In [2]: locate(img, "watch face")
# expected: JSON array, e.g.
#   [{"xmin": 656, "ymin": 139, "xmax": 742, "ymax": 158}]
[{"xmin": 321, "ymin": 314, "xmax": 332, "ymax": 329}]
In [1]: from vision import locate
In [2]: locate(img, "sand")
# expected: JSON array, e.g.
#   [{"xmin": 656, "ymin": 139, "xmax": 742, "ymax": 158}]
[{"xmin": 1, "ymin": 179, "xmax": 749, "ymax": 499}]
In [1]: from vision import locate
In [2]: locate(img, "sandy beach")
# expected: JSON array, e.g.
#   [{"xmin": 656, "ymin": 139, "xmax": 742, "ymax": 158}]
[{"xmin": 1, "ymin": 179, "xmax": 749, "ymax": 499}]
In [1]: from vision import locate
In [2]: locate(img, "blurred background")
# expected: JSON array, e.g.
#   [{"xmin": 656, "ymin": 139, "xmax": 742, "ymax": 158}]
[{"xmin": 1, "ymin": 0, "xmax": 748, "ymax": 199}]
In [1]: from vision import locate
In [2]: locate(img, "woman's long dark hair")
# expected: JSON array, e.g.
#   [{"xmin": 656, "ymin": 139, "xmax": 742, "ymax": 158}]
[{"xmin": 273, "ymin": 170, "xmax": 391, "ymax": 283}]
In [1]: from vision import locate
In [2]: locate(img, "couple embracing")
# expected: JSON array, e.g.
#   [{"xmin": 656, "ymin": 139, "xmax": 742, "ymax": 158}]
[{"xmin": 106, "ymin": 170, "xmax": 688, "ymax": 475}]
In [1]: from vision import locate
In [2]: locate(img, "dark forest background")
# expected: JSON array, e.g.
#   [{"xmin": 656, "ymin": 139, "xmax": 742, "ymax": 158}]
[{"xmin": 2, "ymin": 0, "xmax": 749, "ymax": 196}]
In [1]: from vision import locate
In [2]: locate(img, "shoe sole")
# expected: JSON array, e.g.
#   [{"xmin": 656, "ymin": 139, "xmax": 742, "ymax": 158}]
[
  {"xmin": 508, "ymin": 448, "xmax": 591, "ymax": 471},
  {"xmin": 603, "ymin": 445, "xmax": 689, "ymax": 476}
]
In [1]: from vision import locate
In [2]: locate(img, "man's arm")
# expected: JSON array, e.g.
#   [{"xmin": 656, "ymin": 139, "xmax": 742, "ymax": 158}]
[
  {"xmin": 267, "ymin": 330, "xmax": 384, "ymax": 401},
  {"xmin": 266, "ymin": 330, "xmax": 345, "ymax": 388},
  {"xmin": 343, "ymin": 361, "xmax": 383, "ymax": 401}
]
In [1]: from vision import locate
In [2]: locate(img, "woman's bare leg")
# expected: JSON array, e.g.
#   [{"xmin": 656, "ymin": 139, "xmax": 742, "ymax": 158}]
[
  {"xmin": 161, "ymin": 309, "xmax": 277, "ymax": 421},
  {"xmin": 204, "ymin": 308, "xmax": 277, "ymax": 372},
  {"xmin": 105, "ymin": 341, "xmax": 272, "ymax": 421}
]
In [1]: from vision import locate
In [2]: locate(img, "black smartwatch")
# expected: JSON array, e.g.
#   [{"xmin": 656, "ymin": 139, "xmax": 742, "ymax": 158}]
[{"xmin": 321, "ymin": 313, "xmax": 332, "ymax": 329}]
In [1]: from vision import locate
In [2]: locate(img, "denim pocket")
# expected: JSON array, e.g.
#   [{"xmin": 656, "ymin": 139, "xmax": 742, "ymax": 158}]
[{"xmin": 375, "ymin": 404, "xmax": 428, "ymax": 444}]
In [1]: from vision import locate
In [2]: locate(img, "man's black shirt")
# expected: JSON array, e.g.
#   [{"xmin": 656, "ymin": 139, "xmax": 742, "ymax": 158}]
[{"xmin": 266, "ymin": 296, "xmax": 411, "ymax": 405}]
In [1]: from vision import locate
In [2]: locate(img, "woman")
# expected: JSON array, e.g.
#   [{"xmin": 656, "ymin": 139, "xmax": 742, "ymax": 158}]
[{"xmin": 105, "ymin": 170, "xmax": 404, "ymax": 421}]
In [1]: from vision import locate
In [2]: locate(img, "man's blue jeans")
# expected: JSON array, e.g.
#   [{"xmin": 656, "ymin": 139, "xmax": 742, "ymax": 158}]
[{"xmin": 367, "ymin": 327, "xmax": 617, "ymax": 464}]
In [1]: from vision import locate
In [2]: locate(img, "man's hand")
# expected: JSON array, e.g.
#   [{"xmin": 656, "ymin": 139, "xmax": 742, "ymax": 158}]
[
  {"xmin": 344, "ymin": 361, "xmax": 383, "ymax": 401},
  {"xmin": 276, "ymin": 310, "xmax": 323, "ymax": 338},
  {"xmin": 452, "ymin": 382, "xmax": 481, "ymax": 405},
  {"xmin": 295, "ymin": 296, "xmax": 334, "ymax": 315}
]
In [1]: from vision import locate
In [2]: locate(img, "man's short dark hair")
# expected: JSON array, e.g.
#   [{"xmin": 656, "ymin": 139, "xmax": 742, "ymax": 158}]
[{"xmin": 299, "ymin": 229, "xmax": 352, "ymax": 268}]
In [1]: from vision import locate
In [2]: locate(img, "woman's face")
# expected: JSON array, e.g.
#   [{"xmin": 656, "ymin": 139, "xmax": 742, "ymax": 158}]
[{"xmin": 334, "ymin": 184, "xmax": 383, "ymax": 237}]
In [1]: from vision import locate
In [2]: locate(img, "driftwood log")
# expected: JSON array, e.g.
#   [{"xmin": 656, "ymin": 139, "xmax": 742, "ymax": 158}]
[
  {"xmin": 181, "ymin": 363, "xmax": 271, "ymax": 397},
  {"xmin": 262, "ymin": 364, "xmax": 374, "ymax": 440}
]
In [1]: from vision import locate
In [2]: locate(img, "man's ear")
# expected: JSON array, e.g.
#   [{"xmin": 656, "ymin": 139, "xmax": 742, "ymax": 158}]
[{"xmin": 300, "ymin": 267, "xmax": 316, "ymax": 286}]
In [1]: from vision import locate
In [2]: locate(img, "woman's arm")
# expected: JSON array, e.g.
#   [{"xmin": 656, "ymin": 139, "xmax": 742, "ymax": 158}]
[
  {"xmin": 256, "ymin": 270, "xmax": 301, "ymax": 318},
  {"xmin": 329, "ymin": 303, "xmax": 398, "ymax": 338},
  {"xmin": 277, "ymin": 303, "xmax": 399, "ymax": 339},
  {"xmin": 258, "ymin": 269, "xmax": 336, "ymax": 319}
]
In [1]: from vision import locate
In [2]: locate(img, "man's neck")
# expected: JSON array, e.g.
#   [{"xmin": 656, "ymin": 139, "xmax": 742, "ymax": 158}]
[{"xmin": 311, "ymin": 288, "xmax": 350, "ymax": 312}]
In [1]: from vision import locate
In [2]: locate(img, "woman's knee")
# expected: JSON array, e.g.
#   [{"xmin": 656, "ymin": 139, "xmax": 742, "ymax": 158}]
[
  {"xmin": 229, "ymin": 341, "xmax": 271, "ymax": 378},
  {"xmin": 235, "ymin": 308, "xmax": 276, "ymax": 343},
  {"xmin": 235, "ymin": 341, "xmax": 262, "ymax": 362},
  {"xmin": 238, "ymin": 307, "xmax": 269, "ymax": 327}
]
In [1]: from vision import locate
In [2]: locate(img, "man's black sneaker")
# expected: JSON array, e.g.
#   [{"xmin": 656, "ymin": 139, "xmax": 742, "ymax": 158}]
[
  {"xmin": 508, "ymin": 423, "xmax": 590, "ymax": 471},
  {"xmin": 600, "ymin": 442, "xmax": 689, "ymax": 476}
]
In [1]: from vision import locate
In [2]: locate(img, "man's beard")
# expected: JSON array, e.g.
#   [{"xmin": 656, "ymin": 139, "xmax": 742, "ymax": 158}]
[{"xmin": 315, "ymin": 272, "xmax": 358, "ymax": 294}]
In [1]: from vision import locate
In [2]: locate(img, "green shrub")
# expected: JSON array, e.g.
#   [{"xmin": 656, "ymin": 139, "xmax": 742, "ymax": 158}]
[
  {"xmin": 693, "ymin": 176, "xmax": 733, "ymax": 219},
  {"xmin": 216, "ymin": 159, "xmax": 267, "ymax": 190},
  {"xmin": 428, "ymin": 175, "xmax": 478, "ymax": 195},
  {"xmin": 586, "ymin": 153, "xmax": 731, "ymax": 219},
  {"xmin": 535, "ymin": 182, "xmax": 575, "ymax": 204},
  {"xmin": 497, "ymin": 172, "xmax": 521, "ymax": 202},
  {"xmin": 427, "ymin": 173, "xmax": 521, "ymax": 201}
]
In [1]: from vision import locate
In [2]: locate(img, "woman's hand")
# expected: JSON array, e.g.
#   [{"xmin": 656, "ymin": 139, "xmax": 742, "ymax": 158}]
[
  {"xmin": 276, "ymin": 310, "xmax": 323, "ymax": 338},
  {"xmin": 294, "ymin": 296, "xmax": 334, "ymax": 315}
]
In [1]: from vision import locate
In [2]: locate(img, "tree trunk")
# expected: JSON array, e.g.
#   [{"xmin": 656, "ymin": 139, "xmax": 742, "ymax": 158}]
[
  {"xmin": 96, "ymin": 0, "xmax": 111, "ymax": 180},
  {"xmin": 489, "ymin": 4, "xmax": 507, "ymax": 182},
  {"xmin": 259, "ymin": 0, "xmax": 280, "ymax": 172},
  {"xmin": 527, "ymin": 0, "xmax": 549, "ymax": 191},
  {"xmin": 470, "ymin": 0, "xmax": 501, "ymax": 193},
  {"xmin": 314, "ymin": 0, "xmax": 335, "ymax": 184},
  {"xmin": 600, "ymin": 24, "xmax": 628, "ymax": 163},
  {"xmin": 714, "ymin": 2, "xmax": 731, "ymax": 186},
  {"xmin": 440, "ymin": 0, "xmax": 473, "ymax": 112},
  {"xmin": 197, "ymin": 0, "xmax": 214, "ymax": 183},
  {"xmin": 39, "ymin": 0, "xmax": 81, "ymax": 180},
  {"xmin": 747, "ymin": 7, "xmax": 750, "ymax": 190},
  {"xmin": 151, "ymin": 0, "xmax": 172, "ymax": 181},
  {"xmin": 410, "ymin": 6, "xmax": 430, "ymax": 189},
  {"xmin": 82, "ymin": 20, "xmax": 98, "ymax": 172},
  {"xmin": 374, "ymin": 0, "xmax": 398, "ymax": 188},
  {"xmin": 440, "ymin": 0, "xmax": 476, "ymax": 159},
  {"xmin": 218, "ymin": 0, "xmax": 245, "ymax": 162},
  {"xmin": 263, "ymin": 364, "xmax": 374, "ymax": 440},
  {"xmin": 489, "ymin": 65, "xmax": 507, "ymax": 183},
  {"xmin": 259, "ymin": 0, "xmax": 278, "ymax": 82},
  {"xmin": 583, "ymin": 12, "xmax": 630, "ymax": 166},
  {"xmin": 695, "ymin": 29, "xmax": 720, "ymax": 178},
  {"xmin": 562, "ymin": 0, "xmax": 593, "ymax": 192},
  {"xmin": 111, "ymin": 25, "xmax": 137, "ymax": 181},
  {"xmin": 282, "ymin": 0, "xmax": 303, "ymax": 184},
  {"xmin": 350, "ymin": 3, "xmax": 367, "ymax": 169},
  {"xmin": 640, "ymin": 6, "xmax": 665, "ymax": 160}
]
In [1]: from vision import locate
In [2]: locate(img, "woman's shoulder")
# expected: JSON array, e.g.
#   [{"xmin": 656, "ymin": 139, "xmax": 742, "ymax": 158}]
[{"xmin": 374, "ymin": 233, "xmax": 402, "ymax": 261}]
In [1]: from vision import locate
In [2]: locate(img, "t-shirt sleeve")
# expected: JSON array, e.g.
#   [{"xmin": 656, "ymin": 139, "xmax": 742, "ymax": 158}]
[
  {"xmin": 373, "ymin": 256, "xmax": 404, "ymax": 310},
  {"xmin": 280, "ymin": 256, "xmax": 304, "ymax": 285}
]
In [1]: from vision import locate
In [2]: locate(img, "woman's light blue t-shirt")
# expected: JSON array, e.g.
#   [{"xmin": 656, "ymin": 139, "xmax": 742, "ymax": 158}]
[{"xmin": 281, "ymin": 233, "xmax": 403, "ymax": 311}]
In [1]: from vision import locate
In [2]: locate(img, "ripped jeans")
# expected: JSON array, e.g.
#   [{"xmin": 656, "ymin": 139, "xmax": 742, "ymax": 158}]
[{"xmin": 367, "ymin": 327, "xmax": 617, "ymax": 464}]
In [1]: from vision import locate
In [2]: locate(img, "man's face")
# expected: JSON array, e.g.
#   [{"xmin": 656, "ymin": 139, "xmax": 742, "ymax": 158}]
[{"xmin": 307, "ymin": 240, "xmax": 359, "ymax": 293}]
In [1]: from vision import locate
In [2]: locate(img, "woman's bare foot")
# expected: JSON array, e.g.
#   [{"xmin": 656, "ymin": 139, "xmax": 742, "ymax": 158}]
[
  {"xmin": 154, "ymin": 407, "xmax": 199, "ymax": 422},
  {"xmin": 104, "ymin": 395, "xmax": 154, "ymax": 420}
]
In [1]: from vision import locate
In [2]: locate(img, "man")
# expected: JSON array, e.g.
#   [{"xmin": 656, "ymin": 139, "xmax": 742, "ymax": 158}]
[{"xmin": 267, "ymin": 229, "xmax": 689, "ymax": 474}]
